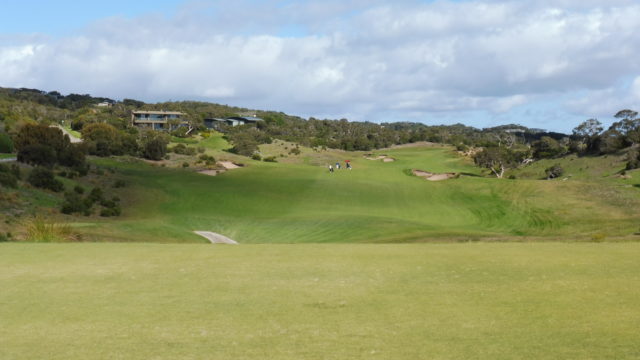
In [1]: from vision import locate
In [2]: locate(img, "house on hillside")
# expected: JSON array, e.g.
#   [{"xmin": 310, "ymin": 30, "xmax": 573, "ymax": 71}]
[
  {"xmin": 203, "ymin": 116, "xmax": 263, "ymax": 130},
  {"xmin": 131, "ymin": 110, "xmax": 188, "ymax": 131}
]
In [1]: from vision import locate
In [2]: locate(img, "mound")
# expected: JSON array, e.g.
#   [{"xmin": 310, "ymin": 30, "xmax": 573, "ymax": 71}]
[{"xmin": 413, "ymin": 169, "xmax": 459, "ymax": 181}]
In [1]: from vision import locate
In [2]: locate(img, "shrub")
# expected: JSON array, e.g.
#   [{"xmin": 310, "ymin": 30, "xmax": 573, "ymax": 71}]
[
  {"xmin": 182, "ymin": 162, "xmax": 190, "ymax": 168},
  {"xmin": 0, "ymin": 132, "xmax": 13, "ymax": 153},
  {"xmin": 0, "ymin": 164, "xmax": 19, "ymax": 188},
  {"xmin": 88, "ymin": 187, "xmax": 104, "ymax": 204},
  {"xmin": 74, "ymin": 185, "xmax": 85, "ymax": 194},
  {"xmin": 113, "ymin": 179, "xmax": 126, "ymax": 188},
  {"xmin": 0, "ymin": 172, "xmax": 18, "ymax": 188},
  {"xmin": 17, "ymin": 144, "xmax": 57, "ymax": 167},
  {"xmin": 197, "ymin": 147, "xmax": 205, "ymax": 154},
  {"xmin": 545, "ymin": 164, "xmax": 564, "ymax": 179},
  {"xmin": 140, "ymin": 130, "xmax": 170, "ymax": 161},
  {"xmin": 626, "ymin": 148, "xmax": 640, "ymax": 170},
  {"xmin": 263, "ymin": 156, "xmax": 277, "ymax": 162},
  {"xmin": 289, "ymin": 147, "xmax": 301, "ymax": 155},
  {"xmin": 28, "ymin": 167, "xmax": 64, "ymax": 192},
  {"xmin": 251, "ymin": 153, "xmax": 262, "ymax": 161},
  {"xmin": 61, "ymin": 191, "xmax": 88, "ymax": 215}
]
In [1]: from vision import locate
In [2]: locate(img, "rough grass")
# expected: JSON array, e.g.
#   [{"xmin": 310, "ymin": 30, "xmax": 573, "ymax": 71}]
[
  {"xmin": 1, "ymin": 242, "xmax": 639, "ymax": 360},
  {"xmin": 23, "ymin": 216, "xmax": 79, "ymax": 242},
  {"xmin": 79, "ymin": 144, "xmax": 640, "ymax": 243}
]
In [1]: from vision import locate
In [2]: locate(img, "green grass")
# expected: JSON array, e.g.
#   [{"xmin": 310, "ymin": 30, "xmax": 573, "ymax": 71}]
[
  {"xmin": 0, "ymin": 153, "xmax": 15, "ymax": 159},
  {"xmin": 79, "ymin": 144, "xmax": 640, "ymax": 243},
  {"xmin": 1, "ymin": 242, "xmax": 639, "ymax": 359}
]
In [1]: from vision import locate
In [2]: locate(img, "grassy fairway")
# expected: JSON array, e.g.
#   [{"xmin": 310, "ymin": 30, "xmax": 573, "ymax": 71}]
[
  {"xmin": 80, "ymin": 144, "xmax": 640, "ymax": 243},
  {"xmin": 1, "ymin": 243, "xmax": 639, "ymax": 359}
]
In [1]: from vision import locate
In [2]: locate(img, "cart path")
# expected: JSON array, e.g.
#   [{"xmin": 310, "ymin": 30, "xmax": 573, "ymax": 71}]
[{"xmin": 194, "ymin": 231, "xmax": 239, "ymax": 244}]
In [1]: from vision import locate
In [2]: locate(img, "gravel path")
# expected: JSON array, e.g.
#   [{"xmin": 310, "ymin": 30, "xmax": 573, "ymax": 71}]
[{"xmin": 194, "ymin": 231, "xmax": 238, "ymax": 244}]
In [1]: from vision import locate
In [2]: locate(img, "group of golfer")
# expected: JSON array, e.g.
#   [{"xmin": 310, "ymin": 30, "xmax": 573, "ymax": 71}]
[{"xmin": 328, "ymin": 161, "xmax": 351, "ymax": 173}]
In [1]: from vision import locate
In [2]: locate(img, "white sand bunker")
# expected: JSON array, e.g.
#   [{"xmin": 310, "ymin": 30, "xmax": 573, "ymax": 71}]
[
  {"xmin": 194, "ymin": 231, "xmax": 238, "ymax": 244},
  {"xmin": 219, "ymin": 161, "xmax": 243, "ymax": 169},
  {"xmin": 413, "ymin": 169, "xmax": 460, "ymax": 181},
  {"xmin": 364, "ymin": 154, "xmax": 396, "ymax": 162}
]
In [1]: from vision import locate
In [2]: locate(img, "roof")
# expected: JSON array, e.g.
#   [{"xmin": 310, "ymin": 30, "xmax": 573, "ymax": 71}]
[
  {"xmin": 228, "ymin": 116, "xmax": 263, "ymax": 122},
  {"xmin": 132, "ymin": 110, "xmax": 185, "ymax": 115}
]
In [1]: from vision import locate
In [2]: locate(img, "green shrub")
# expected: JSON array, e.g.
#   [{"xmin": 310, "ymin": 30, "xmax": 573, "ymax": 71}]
[
  {"xmin": 28, "ymin": 167, "xmax": 64, "ymax": 192},
  {"xmin": 61, "ymin": 192, "xmax": 88, "ymax": 215},
  {"xmin": 0, "ymin": 132, "xmax": 13, "ymax": 153},
  {"xmin": 0, "ymin": 172, "xmax": 18, "ymax": 188},
  {"xmin": 251, "ymin": 153, "xmax": 262, "ymax": 161},
  {"xmin": 17, "ymin": 144, "xmax": 57, "ymax": 167},
  {"xmin": 263, "ymin": 156, "xmax": 277, "ymax": 162},
  {"xmin": 74, "ymin": 185, "xmax": 85, "ymax": 194},
  {"xmin": 182, "ymin": 162, "xmax": 190, "ymax": 168},
  {"xmin": 545, "ymin": 164, "xmax": 564, "ymax": 179},
  {"xmin": 88, "ymin": 187, "xmax": 104, "ymax": 204},
  {"xmin": 113, "ymin": 179, "xmax": 126, "ymax": 188}
]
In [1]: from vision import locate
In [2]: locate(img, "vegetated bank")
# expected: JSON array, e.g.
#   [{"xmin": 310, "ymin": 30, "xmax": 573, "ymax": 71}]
[{"xmin": 1, "ymin": 87, "xmax": 640, "ymax": 243}]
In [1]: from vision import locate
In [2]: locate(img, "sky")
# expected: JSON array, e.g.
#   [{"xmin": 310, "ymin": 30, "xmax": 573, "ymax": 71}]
[{"xmin": 1, "ymin": 0, "xmax": 640, "ymax": 132}]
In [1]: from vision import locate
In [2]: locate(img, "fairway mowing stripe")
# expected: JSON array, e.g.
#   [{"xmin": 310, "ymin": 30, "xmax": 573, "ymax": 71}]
[{"xmin": 194, "ymin": 231, "xmax": 238, "ymax": 244}]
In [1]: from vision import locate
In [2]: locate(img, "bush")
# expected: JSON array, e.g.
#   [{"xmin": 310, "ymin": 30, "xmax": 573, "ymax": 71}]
[
  {"xmin": 88, "ymin": 187, "xmax": 104, "ymax": 204},
  {"xmin": 545, "ymin": 164, "xmax": 564, "ymax": 179},
  {"xmin": 0, "ymin": 164, "xmax": 18, "ymax": 188},
  {"xmin": 61, "ymin": 191, "xmax": 88, "ymax": 215},
  {"xmin": 74, "ymin": 185, "xmax": 85, "ymax": 194},
  {"xmin": 140, "ymin": 130, "xmax": 170, "ymax": 160},
  {"xmin": 263, "ymin": 156, "xmax": 277, "ymax": 162},
  {"xmin": 626, "ymin": 148, "xmax": 640, "ymax": 170},
  {"xmin": 182, "ymin": 162, "xmax": 190, "ymax": 168},
  {"xmin": 0, "ymin": 172, "xmax": 18, "ymax": 188},
  {"xmin": 0, "ymin": 132, "xmax": 13, "ymax": 153},
  {"xmin": 28, "ymin": 167, "xmax": 64, "ymax": 192},
  {"xmin": 289, "ymin": 147, "xmax": 301, "ymax": 155},
  {"xmin": 251, "ymin": 153, "xmax": 262, "ymax": 161},
  {"xmin": 113, "ymin": 179, "xmax": 126, "ymax": 188},
  {"xmin": 17, "ymin": 144, "xmax": 57, "ymax": 167}
]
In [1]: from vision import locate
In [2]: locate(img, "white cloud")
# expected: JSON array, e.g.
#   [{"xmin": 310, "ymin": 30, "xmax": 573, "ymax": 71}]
[{"xmin": 0, "ymin": 0, "xmax": 640, "ymax": 131}]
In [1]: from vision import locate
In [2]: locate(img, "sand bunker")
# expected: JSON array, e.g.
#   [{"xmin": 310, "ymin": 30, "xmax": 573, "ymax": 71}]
[
  {"xmin": 365, "ymin": 154, "xmax": 396, "ymax": 162},
  {"xmin": 218, "ymin": 161, "xmax": 243, "ymax": 169},
  {"xmin": 412, "ymin": 169, "xmax": 459, "ymax": 181},
  {"xmin": 198, "ymin": 169, "xmax": 224, "ymax": 176},
  {"xmin": 194, "ymin": 231, "xmax": 238, "ymax": 244}
]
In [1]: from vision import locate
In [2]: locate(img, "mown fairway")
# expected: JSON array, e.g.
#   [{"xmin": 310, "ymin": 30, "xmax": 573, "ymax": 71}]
[
  {"xmin": 81, "ymin": 144, "xmax": 640, "ymax": 243},
  {"xmin": 1, "ymin": 243, "xmax": 639, "ymax": 359}
]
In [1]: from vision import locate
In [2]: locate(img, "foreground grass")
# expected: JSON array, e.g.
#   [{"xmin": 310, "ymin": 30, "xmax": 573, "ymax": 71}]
[{"xmin": 1, "ymin": 242, "xmax": 639, "ymax": 359}]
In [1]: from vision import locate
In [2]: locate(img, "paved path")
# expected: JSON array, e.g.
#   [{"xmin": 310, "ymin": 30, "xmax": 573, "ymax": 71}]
[
  {"xmin": 54, "ymin": 125, "xmax": 82, "ymax": 143},
  {"xmin": 0, "ymin": 157, "xmax": 16, "ymax": 163},
  {"xmin": 194, "ymin": 231, "xmax": 238, "ymax": 244}
]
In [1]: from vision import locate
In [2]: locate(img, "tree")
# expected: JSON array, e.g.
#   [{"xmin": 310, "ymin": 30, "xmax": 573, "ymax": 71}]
[
  {"xmin": 13, "ymin": 123, "xmax": 68, "ymax": 158},
  {"xmin": 572, "ymin": 119, "xmax": 603, "ymax": 154},
  {"xmin": 532, "ymin": 136, "xmax": 566, "ymax": 159},
  {"xmin": 139, "ymin": 130, "xmax": 169, "ymax": 160},
  {"xmin": 82, "ymin": 123, "xmax": 122, "ymax": 156},
  {"xmin": 474, "ymin": 147, "xmax": 520, "ymax": 178}
]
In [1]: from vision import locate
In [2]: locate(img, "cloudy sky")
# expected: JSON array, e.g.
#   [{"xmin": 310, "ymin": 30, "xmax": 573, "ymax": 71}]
[{"xmin": 1, "ymin": 0, "xmax": 639, "ymax": 132}]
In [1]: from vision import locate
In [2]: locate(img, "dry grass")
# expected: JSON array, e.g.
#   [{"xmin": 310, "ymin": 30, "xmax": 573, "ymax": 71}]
[{"xmin": 23, "ymin": 216, "xmax": 81, "ymax": 242}]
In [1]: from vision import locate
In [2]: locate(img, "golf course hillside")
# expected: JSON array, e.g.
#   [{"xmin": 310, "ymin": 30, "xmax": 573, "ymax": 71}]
[{"xmin": 67, "ymin": 142, "xmax": 640, "ymax": 244}]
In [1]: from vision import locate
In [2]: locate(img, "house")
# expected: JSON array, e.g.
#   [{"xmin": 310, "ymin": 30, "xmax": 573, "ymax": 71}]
[
  {"xmin": 203, "ymin": 116, "xmax": 263, "ymax": 130},
  {"xmin": 131, "ymin": 110, "xmax": 188, "ymax": 131}
]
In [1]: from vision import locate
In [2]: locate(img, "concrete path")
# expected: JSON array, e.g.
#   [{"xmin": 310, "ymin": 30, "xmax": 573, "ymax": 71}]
[
  {"xmin": 0, "ymin": 157, "xmax": 16, "ymax": 163},
  {"xmin": 194, "ymin": 231, "xmax": 238, "ymax": 244},
  {"xmin": 54, "ymin": 125, "xmax": 82, "ymax": 143}
]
